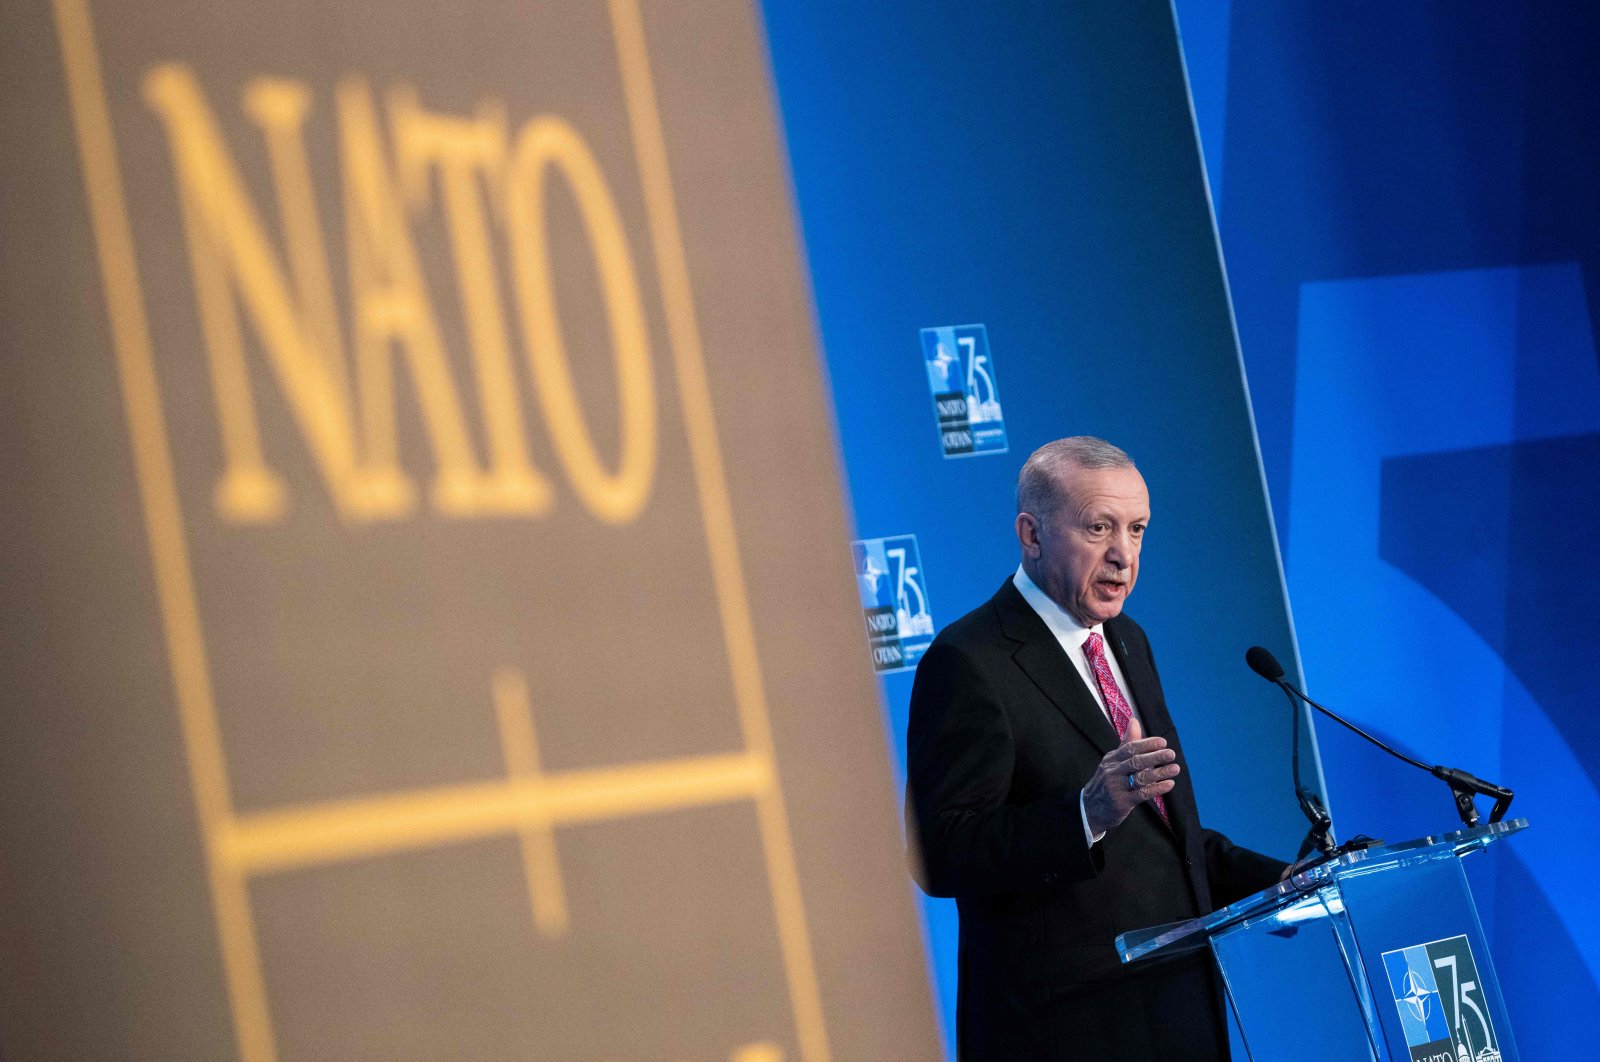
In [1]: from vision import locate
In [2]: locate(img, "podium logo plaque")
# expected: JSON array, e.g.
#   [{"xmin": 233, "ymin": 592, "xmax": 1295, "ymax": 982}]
[{"xmin": 1382, "ymin": 935, "xmax": 1503, "ymax": 1062}]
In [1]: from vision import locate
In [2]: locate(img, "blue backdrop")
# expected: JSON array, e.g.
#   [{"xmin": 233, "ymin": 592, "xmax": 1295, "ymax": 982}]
[
  {"xmin": 763, "ymin": 1, "xmax": 1313, "ymax": 1053},
  {"xmin": 764, "ymin": 1, "xmax": 1595, "ymax": 1057},
  {"xmin": 1182, "ymin": 3, "xmax": 1600, "ymax": 1058}
]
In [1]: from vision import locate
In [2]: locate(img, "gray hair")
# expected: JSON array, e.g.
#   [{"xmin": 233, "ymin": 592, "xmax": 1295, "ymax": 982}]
[{"xmin": 1016, "ymin": 436, "xmax": 1135, "ymax": 520}]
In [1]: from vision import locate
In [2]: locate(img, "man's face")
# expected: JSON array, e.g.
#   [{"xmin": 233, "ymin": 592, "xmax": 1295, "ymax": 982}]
[{"xmin": 1018, "ymin": 464, "xmax": 1150, "ymax": 628}]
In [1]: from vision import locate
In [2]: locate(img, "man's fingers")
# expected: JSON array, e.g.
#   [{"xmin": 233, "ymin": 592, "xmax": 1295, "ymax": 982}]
[
  {"xmin": 1126, "ymin": 716, "xmax": 1143, "ymax": 742},
  {"xmin": 1099, "ymin": 739, "xmax": 1160, "ymax": 770},
  {"xmin": 1127, "ymin": 748, "xmax": 1178, "ymax": 772},
  {"xmin": 1096, "ymin": 739, "xmax": 1174, "ymax": 782},
  {"xmin": 1129, "ymin": 763, "xmax": 1181, "ymax": 787},
  {"xmin": 1108, "ymin": 739, "xmax": 1169, "ymax": 778}
]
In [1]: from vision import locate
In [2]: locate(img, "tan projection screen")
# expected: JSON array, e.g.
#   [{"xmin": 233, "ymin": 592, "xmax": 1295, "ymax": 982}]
[{"xmin": 0, "ymin": 1, "xmax": 939, "ymax": 1059}]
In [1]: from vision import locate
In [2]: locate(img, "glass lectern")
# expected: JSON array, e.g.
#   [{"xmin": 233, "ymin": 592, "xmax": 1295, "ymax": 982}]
[{"xmin": 1116, "ymin": 819, "xmax": 1526, "ymax": 1061}]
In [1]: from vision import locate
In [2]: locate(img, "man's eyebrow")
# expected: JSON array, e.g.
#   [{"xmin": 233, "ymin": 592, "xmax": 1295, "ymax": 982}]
[{"xmin": 1078, "ymin": 508, "xmax": 1151, "ymax": 523}]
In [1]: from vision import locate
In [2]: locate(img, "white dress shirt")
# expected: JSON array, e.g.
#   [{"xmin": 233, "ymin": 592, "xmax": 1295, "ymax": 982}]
[{"xmin": 1012, "ymin": 565, "xmax": 1144, "ymax": 846}]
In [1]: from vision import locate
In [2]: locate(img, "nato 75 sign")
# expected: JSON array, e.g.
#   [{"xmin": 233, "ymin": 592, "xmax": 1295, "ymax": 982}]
[{"xmin": 920, "ymin": 324, "xmax": 1007, "ymax": 458}]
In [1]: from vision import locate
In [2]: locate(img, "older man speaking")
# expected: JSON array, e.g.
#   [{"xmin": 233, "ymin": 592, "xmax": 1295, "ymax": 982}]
[{"xmin": 906, "ymin": 436, "xmax": 1286, "ymax": 1060}]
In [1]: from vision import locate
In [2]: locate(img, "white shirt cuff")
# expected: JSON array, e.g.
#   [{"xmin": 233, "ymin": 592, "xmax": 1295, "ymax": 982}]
[{"xmin": 1079, "ymin": 788, "xmax": 1106, "ymax": 847}]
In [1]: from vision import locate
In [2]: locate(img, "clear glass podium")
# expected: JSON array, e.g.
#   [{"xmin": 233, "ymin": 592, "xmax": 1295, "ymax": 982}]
[{"xmin": 1115, "ymin": 819, "xmax": 1526, "ymax": 1060}]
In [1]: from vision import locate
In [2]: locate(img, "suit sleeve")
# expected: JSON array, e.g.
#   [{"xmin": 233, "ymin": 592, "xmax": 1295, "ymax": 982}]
[
  {"xmin": 906, "ymin": 640, "xmax": 1102, "ymax": 898},
  {"xmin": 1201, "ymin": 829, "xmax": 1289, "ymax": 907}
]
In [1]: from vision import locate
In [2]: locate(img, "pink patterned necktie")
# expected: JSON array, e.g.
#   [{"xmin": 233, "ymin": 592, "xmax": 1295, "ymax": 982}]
[{"xmin": 1085, "ymin": 632, "xmax": 1168, "ymax": 826}]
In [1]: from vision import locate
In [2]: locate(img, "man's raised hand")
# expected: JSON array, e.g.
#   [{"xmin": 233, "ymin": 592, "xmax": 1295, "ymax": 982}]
[{"xmin": 1081, "ymin": 716, "xmax": 1180, "ymax": 837}]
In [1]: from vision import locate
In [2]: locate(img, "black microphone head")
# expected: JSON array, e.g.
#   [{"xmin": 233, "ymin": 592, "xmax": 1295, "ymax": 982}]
[{"xmin": 1245, "ymin": 646, "xmax": 1285, "ymax": 682}]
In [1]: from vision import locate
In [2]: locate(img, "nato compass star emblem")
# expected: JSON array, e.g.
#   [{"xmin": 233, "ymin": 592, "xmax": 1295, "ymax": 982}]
[{"xmin": 1399, "ymin": 969, "xmax": 1433, "ymax": 1023}]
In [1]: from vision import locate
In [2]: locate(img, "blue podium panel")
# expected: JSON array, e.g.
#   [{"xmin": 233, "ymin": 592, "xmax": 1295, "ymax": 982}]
[
  {"xmin": 1340, "ymin": 857, "xmax": 1518, "ymax": 1062},
  {"xmin": 1211, "ymin": 892, "xmax": 1378, "ymax": 1060}
]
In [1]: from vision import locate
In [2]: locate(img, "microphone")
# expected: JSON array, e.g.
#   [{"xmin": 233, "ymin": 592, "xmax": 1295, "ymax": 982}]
[
  {"xmin": 1244, "ymin": 647, "xmax": 1515, "ymax": 829},
  {"xmin": 1245, "ymin": 645, "xmax": 1283, "ymax": 683}
]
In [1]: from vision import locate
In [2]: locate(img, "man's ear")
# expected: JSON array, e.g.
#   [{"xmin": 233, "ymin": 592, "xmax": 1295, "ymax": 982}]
[{"xmin": 1015, "ymin": 512, "xmax": 1041, "ymax": 557}]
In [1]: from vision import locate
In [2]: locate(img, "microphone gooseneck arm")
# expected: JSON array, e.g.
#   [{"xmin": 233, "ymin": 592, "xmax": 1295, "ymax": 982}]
[
  {"xmin": 1244, "ymin": 647, "xmax": 1515, "ymax": 829},
  {"xmin": 1277, "ymin": 681, "xmax": 1334, "ymax": 856}
]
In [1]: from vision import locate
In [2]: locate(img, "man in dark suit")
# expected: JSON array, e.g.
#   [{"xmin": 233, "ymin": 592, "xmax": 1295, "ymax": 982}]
[{"xmin": 906, "ymin": 436, "xmax": 1286, "ymax": 1060}]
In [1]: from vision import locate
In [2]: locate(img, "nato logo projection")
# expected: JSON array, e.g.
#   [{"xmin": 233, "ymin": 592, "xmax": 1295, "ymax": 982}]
[{"xmin": 920, "ymin": 324, "xmax": 1007, "ymax": 458}]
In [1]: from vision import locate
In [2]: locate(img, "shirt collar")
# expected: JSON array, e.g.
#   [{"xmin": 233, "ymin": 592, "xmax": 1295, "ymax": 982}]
[{"xmin": 1012, "ymin": 564, "xmax": 1104, "ymax": 648}]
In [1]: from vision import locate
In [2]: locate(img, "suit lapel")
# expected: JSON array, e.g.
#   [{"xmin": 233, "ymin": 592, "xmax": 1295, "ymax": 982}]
[
  {"xmin": 992, "ymin": 580, "xmax": 1120, "ymax": 756},
  {"xmin": 1105, "ymin": 617, "xmax": 1174, "ymax": 740},
  {"xmin": 1106, "ymin": 614, "xmax": 1190, "ymax": 845}
]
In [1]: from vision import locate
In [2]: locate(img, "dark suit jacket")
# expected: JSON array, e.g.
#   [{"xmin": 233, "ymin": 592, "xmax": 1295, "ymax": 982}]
[{"xmin": 906, "ymin": 579, "xmax": 1285, "ymax": 1060}]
